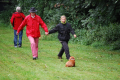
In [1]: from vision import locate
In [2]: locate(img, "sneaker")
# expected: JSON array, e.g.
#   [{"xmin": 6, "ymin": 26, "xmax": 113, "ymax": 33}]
[{"xmin": 14, "ymin": 46, "xmax": 17, "ymax": 48}]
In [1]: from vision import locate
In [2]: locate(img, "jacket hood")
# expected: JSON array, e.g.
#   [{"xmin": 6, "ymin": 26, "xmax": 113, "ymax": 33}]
[{"xmin": 14, "ymin": 12, "xmax": 23, "ymax": 18}]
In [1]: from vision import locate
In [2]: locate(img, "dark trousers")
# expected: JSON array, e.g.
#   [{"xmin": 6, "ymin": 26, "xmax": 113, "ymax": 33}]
[
  {"xmin": 14, "ymin": 30, "xmax": 23, "ymax": 46},
  {"xmin": 58, "ymin": 41, "xmax": 70, "ymax": 59}
]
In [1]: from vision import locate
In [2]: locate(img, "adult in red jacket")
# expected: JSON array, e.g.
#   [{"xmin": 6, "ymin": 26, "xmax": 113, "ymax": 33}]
[
  {"xmin": 10, "ymin": 7, "xmax": 25, "ymax": 47},
  {"xmin": 16, "ymin": 7, "xmax": 48, "ymax": 60}
]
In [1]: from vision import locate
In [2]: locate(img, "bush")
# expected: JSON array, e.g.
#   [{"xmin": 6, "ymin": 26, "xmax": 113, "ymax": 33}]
[
  {"xmin": 100, "ymin": 23, "xmax": 120, "ymax": 44},
  {"xmin": 0, "ymin": 6, "xmax": 14, "ymax": 23},
  {"xmin": 110, "ymin": 39, "xmax": 120, "ymax": 50},
  {"xmin": 70, "ymin": 23, "xmax": 120, "ymax": 50},
  {"xmin": 91, "ymin": 41, "xmax": 104, "ymax": 48}
]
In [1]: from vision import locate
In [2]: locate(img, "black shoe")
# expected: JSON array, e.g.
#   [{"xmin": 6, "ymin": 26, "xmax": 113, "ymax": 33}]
[
  {"xmin": 18, "ymin": 45, "xmax": 21, "ymax": 48},
  {"xmin": 58, "ymin": 56, "xmax": 62, "ymax": 59},
  {"xmin": 33, "ymin": 57, "xmax": 36, "ymax": 60}
]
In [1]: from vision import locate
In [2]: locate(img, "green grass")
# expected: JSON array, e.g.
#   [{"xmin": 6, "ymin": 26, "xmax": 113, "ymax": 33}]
[{"xmin": 0, "ymin": 26, "xmax": 120, "ymax": 80}]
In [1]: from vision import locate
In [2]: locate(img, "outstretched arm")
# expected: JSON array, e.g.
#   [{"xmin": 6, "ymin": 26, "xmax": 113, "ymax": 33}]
[
  {"xmin": 16, "ymin": 17, "xmax": 27, "ymax": 35},
  {"xmin": 49, "ymin": 25, "xmax": 59, "ymax": 34},
  {"xmin": 39, "ymin": 17, "xmax": 48, "ymax": 34}
]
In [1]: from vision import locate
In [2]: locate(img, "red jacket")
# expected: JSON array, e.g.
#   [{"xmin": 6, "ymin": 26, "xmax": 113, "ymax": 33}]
[
  {"xmin": 10, "ymin": 12, "xmax": 25, "ymax": 30},
  {"xmin": 17, "ymin": 14, "xmax": 48, "ymax": 38}
]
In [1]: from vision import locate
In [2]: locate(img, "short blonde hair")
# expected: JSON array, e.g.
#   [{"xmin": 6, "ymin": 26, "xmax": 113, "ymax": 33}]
[
  {"xmin": 16, "ymin": 7, "xmax": 21, "ymax": 12},
  {"xmin": 61, "ymin": 15, "xmax": 66, "ymax": 19}
]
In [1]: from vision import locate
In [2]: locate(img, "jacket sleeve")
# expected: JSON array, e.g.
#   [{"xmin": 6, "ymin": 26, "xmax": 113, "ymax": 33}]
[
  {"xmin": 39, "ymin": 17, "xmax": 48, "ymax": 32},
  {"xmin": 17, "ymin": 17, "xmax": 27, "ymax": 33},
  {"xmin": 10, "ymin": 13, "xmax": 15, "ymax": 26},
  {"xmin": 49, "ymin": 25, "xmax": 59, "ymax": 34},
  {"xmin": 69, "ymin": 24, "xmax": 75, "ymax": 35}
]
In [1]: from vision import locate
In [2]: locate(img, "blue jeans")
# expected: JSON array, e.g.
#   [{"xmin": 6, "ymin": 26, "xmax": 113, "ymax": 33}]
[{"xmin": 14, "ymin": 30, "xmax": 23, "ymax": 46}]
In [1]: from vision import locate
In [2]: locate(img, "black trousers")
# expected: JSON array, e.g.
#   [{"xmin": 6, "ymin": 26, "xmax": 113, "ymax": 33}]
[{"xmin": 58, "ymin": 40, "xmax": 70, "ymax": 59}]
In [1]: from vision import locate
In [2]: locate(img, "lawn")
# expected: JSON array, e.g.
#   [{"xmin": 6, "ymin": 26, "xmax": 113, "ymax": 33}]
[{"xmin": 0, "ymin": 26, "xmax": 120, "ymax": 80}]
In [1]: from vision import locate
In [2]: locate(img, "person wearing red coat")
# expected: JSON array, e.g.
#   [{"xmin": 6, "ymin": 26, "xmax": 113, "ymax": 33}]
[
  {"xmin": 16, "ymin": 7, "xmax": 48, "ymax": 60},
  {"xmin": 10, "ymin": 7, "xmax": 25, "ymax": 47}
]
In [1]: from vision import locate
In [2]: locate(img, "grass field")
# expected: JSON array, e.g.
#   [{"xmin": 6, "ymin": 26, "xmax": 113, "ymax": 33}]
[{"xmin": 0, "ymin": 26, "xmax": 120, "ymax": 80}]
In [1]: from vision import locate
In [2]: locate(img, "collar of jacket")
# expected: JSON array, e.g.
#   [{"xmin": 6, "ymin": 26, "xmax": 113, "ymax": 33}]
[
  {"xmin": 61, "ymin": 21, "xmax": 66, "ymax": 24},
  {"xmin": 14, "ymin": 12, "xmax": 21, "ymax": 14},
  {"xmin": 30, "ymin": 13, "xmax": 36, "ymax": 18}
]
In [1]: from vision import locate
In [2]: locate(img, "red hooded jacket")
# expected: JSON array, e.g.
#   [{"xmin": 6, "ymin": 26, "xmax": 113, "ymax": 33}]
[
  {"xmin": 10, "ymin": 12, "xmax": 25, "ymax": 30},
  {"xmin": 17, "ymin": 14, "xmax": 48, "ymax": 38}
]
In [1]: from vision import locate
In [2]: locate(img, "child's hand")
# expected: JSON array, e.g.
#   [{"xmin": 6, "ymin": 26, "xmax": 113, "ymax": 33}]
[
  {"xmin": 45, "ymin": 32, "xmax": 49, "ymax": 35},
  {"xmin": 74, "ymin": 34, "xmax": 77, "ymax": 38}
]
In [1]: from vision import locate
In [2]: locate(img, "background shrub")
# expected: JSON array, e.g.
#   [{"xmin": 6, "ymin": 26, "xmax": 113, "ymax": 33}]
[{"xmin": 1, "ymin": 0, "xmax": 120, "ymax": 50}]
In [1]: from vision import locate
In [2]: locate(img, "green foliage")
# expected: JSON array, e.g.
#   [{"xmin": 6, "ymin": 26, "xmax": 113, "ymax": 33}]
[
  {"xmin": 100, "ymin": 23, "xmax": 120, "ymax": 44},
  {"xmin": 0, "ymin": 5, "xmax": 14, "ymax": 23},
  {"xmin": 1, "ymin": 0, "xmax": 120, "ymax": 27},
  {"xmin": 0, "ymin": 0, "xmax": 18, "ymax": 23},
  {"xmin": 16, "ymin": 0, "xmax": 86, "ymax": 29},
  {"xmin": 110, "ymin": 39, "xmax": 120, "ymax": 50},
  {"xmin": 1, "ymin": 0, "xmax": 120, "ymax": 50},
  {"xmin": 91, "ymin": 41, "xmax": 104, "ymax": 48},
  {"xmin": 74, "ymin": 23, "xmax": 120, "ymax": 50},
  {"xmin": 99, "ymin": 23, "xmax": 120, "ymax": 50},
  {"xmin": 82, "ymin": 0, "xmax": 120, "ymax": 28}
]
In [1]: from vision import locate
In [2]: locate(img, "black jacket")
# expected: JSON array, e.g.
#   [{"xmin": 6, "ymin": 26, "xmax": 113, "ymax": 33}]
[{"xmin": 49, "ymin": 23, "xmax": 75, "ymax": 41}]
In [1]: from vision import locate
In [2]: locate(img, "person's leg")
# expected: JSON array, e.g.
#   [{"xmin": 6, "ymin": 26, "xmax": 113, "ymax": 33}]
[
  {"xmin": 18, "ymin": 30, "xmax": 23, "ymax": 47},
  {"xmin": 58, "ymin": 44, "xmax": 64, "ymax": 59},
  {"xmin": 61, "ymin": 41, "xmax": 70, "ymax": 59},
  {"xmin": 14, "ymin": 30, "xmax": 18, "ymax": 47},
  {"xmin": 28, "ymin": 36, "xmax": 38, "ymax": 60},
  {"xmin": 34, "ymin": 37, "xmax": 39, "ymax": 58}
]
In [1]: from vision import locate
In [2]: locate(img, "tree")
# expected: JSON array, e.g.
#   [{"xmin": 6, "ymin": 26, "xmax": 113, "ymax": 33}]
[{"xmin": 81, "ymin": 0, "xmax": 120, "ymax": 28}]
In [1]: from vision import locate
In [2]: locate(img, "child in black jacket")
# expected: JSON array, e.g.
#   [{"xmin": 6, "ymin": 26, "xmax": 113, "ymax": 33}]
[{"xmin": 47, "ymin": 15, "xmax": 77, "ymax": 59}]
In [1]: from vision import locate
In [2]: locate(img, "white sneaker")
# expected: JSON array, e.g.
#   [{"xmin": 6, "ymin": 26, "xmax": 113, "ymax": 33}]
[{"xmin": 14, "ymin": 46, "xmax": 17, "ymax": 48}]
